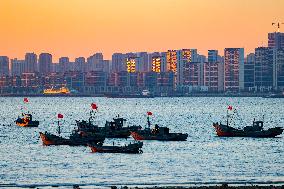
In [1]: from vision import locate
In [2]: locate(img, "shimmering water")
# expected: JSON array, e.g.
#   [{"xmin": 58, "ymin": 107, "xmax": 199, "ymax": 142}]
[{"xmin": 0, "ymin": 97, "xmax": 283, "ymax": 187}]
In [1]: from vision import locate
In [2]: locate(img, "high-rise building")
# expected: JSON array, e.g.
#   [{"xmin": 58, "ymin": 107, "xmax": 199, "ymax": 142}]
[
  {"xmin": 126, "ymin": 57, "xmax": 138, "ymax": 73},
  {"xmin": 38, "ymin": 53, "xmax": 52, "ymax": 75},
  {"xmin": 151, "ymin": 56, "xmax": 162, "ymax": 73},
  {"xmin": 208, "ymin": 50, "xmax": 218, "ymax": 63},
  {"xmin": 25, "ymin": 53, "xmax": 37, "ymax": 73},
  {"xmin": 274, "ymin": 48, "xmax": 284, "ymax": 90},
  {"xmin": 160, "ymin": 52, "xmax": 167, "ymax": 72},
  {"xmin": 166, "ymin": 50, "xmax": 177, "ymax": 73},
  {"xmin": 59, "ymin": 57, "xmax": 70, "ymax": 73},
  {"xmin": 137, "ymin": 52, "xmax": 149, "ymax": 72},
  {"xmin": 74, "ymin": 57, "xmax": 85, "ymax": 72},
  {"xmin": 87, "ymin": 53, "xmax": 103, "ymax": 72},
  {"xmin": 0, "ymin": 56, "xmax": 9, "ymax": 76},
  {"xmin": 268, "ymin": 32, "xmax": 284, "ymax": 49},
  {"xmin": 224, "ymin": 48, "xmax": 244, "ymax": 92},
  {"xmin": 176, "ymin": 49, "xmax": 198, "ymax": 86},
  {"xmin": 111, "ymin": 53, "xmax": 126, "ymax": 72},
  {"xmin": 11, "ymin": 58, "xmax": 26, "ymax": 76},
  {"xmin": 148, "ymin": 52, "xmax": 160, "ymax": 72},
  {"xmin": 244, "ymin": 53, "xmax": 255, "ymax": 91},
  {"xmin": 203, "ymin": 50, "xmax": 224, "ymax": 92},
  {"xmin": 254, "ymin": 47, "xmax": 274, "ymax": 91}
]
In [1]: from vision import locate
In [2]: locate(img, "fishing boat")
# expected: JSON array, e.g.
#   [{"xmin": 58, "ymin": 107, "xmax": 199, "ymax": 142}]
[
  {"xmin": 39, "ymin": 130, "xmax": 105, "ymax": 146},
  {"xmin": 213, "ymin": 106, "xmax": 283, "ymax": 138},
  {"xmin": 15, "ymin": 113, "xmax": 39, "ymax": 127},
  {"xmin": 39, "ymin": 113, "xmax": 105, "ymax": 146},
  {"xmin": 130, "ymin": 112, "xmax": 188, "ymax": 141},
  {"xmin": 88, "ymin": 141, "xmax": 143, "ymax": 153},
  {"xmin": 76, "ymin": 105, "xmax": 142, "ymax": 138}
]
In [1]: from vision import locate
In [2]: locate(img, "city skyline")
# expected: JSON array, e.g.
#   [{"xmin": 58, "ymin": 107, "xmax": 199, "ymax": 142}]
[{"xmin": 1, "ymin": 0, "xmax": 284, "ymax": 60}]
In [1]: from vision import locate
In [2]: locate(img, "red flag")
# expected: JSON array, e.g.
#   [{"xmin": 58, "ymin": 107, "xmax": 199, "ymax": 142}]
[
  {"xmin": 228, "ymin": 105, "xmax": 233, "ymax": 111},
  {"xmin": 23, "ymin": 97, "xmax": 29, "ymax": 103},
  {"xmin": 57, "ymin": 113, "xmax": 64, "ymax": 119},
  {"xmin": 91, "ymin": 103, "xmax": 98, "ymax": 110},
  {"xmin": 147, "ymin": 111, "xmax": 153, "ymax": 116}
]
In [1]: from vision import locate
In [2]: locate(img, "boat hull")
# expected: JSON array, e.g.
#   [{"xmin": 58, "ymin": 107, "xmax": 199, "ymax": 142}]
[
  {"xmin": 213, "ymin": 123, "xmax": 283, "ymax": 138},
  {"xmin": 89, "ymin": 142, "xmax": 143, "ymax": 153},
  {"xmin": 16, "ymin": 120, "xmax": 39, "ymax": 127},
  {"xmin": 130, "ymin": 131, "xmax": 188, "ymax": 141},
  {"xmin": 39, "ymin": 132, "xmax": 105, "ymax": 146}
]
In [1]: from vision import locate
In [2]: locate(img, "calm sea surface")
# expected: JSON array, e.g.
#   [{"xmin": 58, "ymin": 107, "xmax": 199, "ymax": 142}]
[{"xmin": 0, "ymin": 97, "xmax": 283, "ymax": 187}]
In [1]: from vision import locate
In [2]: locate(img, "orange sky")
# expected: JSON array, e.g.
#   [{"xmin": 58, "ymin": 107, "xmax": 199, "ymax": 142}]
[{"xmin": 0, "ymin": 0, "xmax": 283, "ymax": 61}]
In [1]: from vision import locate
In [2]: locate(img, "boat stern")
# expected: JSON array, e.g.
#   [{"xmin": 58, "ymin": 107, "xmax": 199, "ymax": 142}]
[{"xmin": 130, "ymin": 131, "xmax": 144, "ymax": 140}]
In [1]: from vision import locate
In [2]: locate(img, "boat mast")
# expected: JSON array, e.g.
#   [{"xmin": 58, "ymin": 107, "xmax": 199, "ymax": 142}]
[
  {"xmin": 227, "ymin": 109, "xmax": 229, "ymax": 126},
  {"xmin": 57, "ymin": 120, "xmax": 61, "ymax": 135},
  {"xmin": 147, "ymin": 116, "xmax": 151, "ymax": 128},
  {"xmin": 89, "ymin": 109, "xmax": 97, "ymax": 123}
]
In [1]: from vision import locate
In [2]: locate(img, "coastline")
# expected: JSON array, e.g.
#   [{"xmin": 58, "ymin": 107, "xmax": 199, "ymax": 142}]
[{"xmin": 0, "ymin": 93, "xmax": 269, "ymax": 98}]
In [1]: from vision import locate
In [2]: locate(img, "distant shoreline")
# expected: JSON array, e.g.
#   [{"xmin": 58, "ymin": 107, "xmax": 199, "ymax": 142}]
[{"xmin": 0, "ymin": 93, "xmax": 271, "ymax": 98}]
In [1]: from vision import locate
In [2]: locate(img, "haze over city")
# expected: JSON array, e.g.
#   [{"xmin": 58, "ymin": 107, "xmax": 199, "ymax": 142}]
[{"xmin": 1, "ymin": 0, "xmax": 284, "ymax": 60}]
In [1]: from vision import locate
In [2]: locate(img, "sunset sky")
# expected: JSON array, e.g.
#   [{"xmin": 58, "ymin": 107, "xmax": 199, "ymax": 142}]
[{"xmin": 0, "ymin": 0, "xmax": 284, "ymax": 61}]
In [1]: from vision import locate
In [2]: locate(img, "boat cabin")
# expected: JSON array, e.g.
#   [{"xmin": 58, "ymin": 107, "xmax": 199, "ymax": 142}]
[
  {"xmin": 151, "ymin": 125, "xmax": 169, "ymax": 135},
  {"xmin": 244, "ymin": 120, "xmax": 263, "ymax": 132},
  {"xmin": 105, "ymin": 116, "xmax": 126, "ymax": 130}
]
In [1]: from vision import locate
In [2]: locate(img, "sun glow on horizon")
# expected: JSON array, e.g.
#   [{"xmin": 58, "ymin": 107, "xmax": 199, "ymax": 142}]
[{"xmin": 0, "ymin": 0, "xmax": 284, "ymax": 60}]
